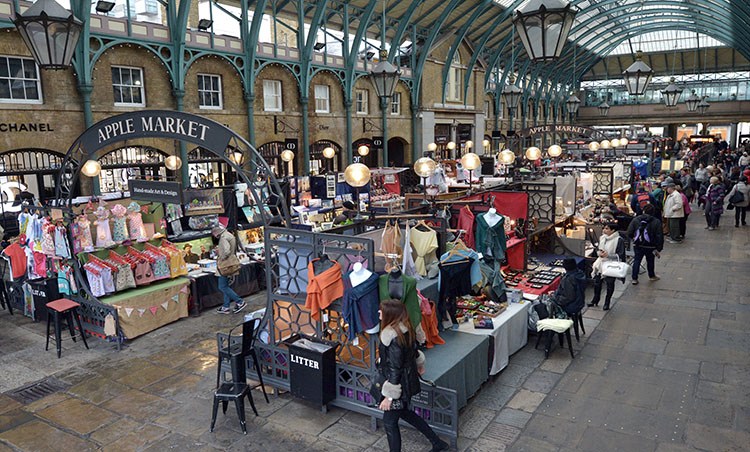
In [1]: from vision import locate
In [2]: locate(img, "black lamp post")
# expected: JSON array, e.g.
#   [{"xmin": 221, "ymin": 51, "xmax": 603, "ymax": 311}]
[
  {"xmin": 661, "ymin": 77, "xmax": 683, "ymax": 108},
  {"xmin": 598, "ymin": 101, "xmax": 610, "ymax": 117},
  {"xmin": 685, "ymin": 90, "xmax": 701, "ymax": 112},
  {"xmin": 13, "ymin": 0, "xmax": 83, "ymax": 70},
  {"xmin": 565, "ymin": 93, "xmax": 581, "ymax": 119},
  {"xmin": 513, "ymin": 0, "xmax": 578, "ymax": 62},
  {"xmin": 622, "ymin": 50, "xmax": 654, "ymax": 96},
  {"xmin": 370, "ymin": 50, "xmax": 401, "ymax": 167}
]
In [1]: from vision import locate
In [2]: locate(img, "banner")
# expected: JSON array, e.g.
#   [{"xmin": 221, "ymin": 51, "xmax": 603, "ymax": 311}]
[{"xmin": 129, "ymin": 179, "xmax": 182, "ymax": 204}]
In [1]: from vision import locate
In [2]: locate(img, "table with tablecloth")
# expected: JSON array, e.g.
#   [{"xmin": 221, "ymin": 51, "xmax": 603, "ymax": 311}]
[
  {"xmin": 187, "ymin": 261, "xmax": 265, "ymax": 313},
  {"xmin": 421, "ymin": 330, "xmax": 489, "ymax": 409},
  {"xmin": 457, "ymin": 302, "xmax": 529, "ymax": 375},
  {"xmin": 100, "ymin": 277, "xmax": 190, "ymax": 339}
]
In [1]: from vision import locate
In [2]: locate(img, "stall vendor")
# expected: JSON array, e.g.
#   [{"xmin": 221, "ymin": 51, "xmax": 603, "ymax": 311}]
[{"xmin": 183, "ymin": 244, "xmax": 199, "ymax": 264}]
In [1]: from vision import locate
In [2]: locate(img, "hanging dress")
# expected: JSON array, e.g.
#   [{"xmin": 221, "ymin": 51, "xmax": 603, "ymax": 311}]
[
  {"xmin": 409, "ymin": 227, "xmax": 438, "ymax": 277},
  {"xmin": 456, "ymin": 206, "xmax": 476, "ymax": 250},
  {"xmin": 381, "ymin": 220, "xmax": 402, "ymax": 272},
  {"xmin": 401, "ymin": 223, "xmax": 420, "ymax": 279},
  {"xmin": 76, "ymin": 216, "xmax": 94, "ymax": 252},
  {"xmin": 54, "ymin": 225, "xmax": 71, "ymax": 258},
  {"xmin": 111, "ymin": 204, "xmax": 129, "ymax": 243},
  {"xmin": 127, "ymin": 209, "xmax": 147, "ymax": 242}
]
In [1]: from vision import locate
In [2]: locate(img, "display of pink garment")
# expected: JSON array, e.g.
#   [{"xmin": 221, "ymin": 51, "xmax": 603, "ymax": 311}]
[
  {"xmin": 41, "ymin": 219, "xmax": 56, "ymax": 256},
  {"xmin": 94, "ymin": 207, "xmax": 114, "ymax": 248},
  {"xmin": 76, "ymin": 216, "xmax": 94, "ymax": 252},
  {"xmin": 127, "ymin": 202, "xmax": 147, "ymax": 242},
  {"xmin": 456, "ymin": 206, "xmax": 476, "ymax": 249}
]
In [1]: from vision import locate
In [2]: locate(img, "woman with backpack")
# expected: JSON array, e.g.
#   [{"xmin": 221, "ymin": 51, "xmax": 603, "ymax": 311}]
[
  {"xmin": 627, "ymin": 204, "xmax": 664, "ymax": 285},
  {"xmin": 704, "ymin": 176, "xmax": 726, "ymax": 230},
  {"xmin": 726, "ymin": 175, "xmax": 750, "ymax": 227}
]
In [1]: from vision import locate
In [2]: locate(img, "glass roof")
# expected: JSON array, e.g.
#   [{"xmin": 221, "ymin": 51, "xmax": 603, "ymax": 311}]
[{"xmin": 607, "ymin": 31, "xmax": 726, "ymax": 56}]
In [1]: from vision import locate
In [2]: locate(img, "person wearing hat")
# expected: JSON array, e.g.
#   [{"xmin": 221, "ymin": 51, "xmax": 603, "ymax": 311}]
[
  {"xmin": 551, "ymin": 258, "xmax": 586, "ymax": 317},
  {"xmin": 211, "ymin": 225, "xmax": 246, "ymax": 314},
  {"xmin": 182, "ymin": 243, "xmax": 199, "ymax": 264},
  {"xmin": 663, "ymin": 182, "xmax": 684, "ymax": 243}
]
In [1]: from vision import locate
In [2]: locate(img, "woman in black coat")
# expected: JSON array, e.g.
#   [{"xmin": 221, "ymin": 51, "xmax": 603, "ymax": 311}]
[{"xmin": 378, "ymin": 299, "xmax": 448, "ymax": 452}]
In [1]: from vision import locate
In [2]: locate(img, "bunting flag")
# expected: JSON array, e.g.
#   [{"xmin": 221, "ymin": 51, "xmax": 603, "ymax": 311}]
[
  {"xmin": 137, "ymin": 308, "xmax": 146, "ymax": 317},
  {"xmin": 180, "ymin": 286, "xmax": 189, "ymax": 294},
  {"xmin": 161, "ymin": 301, "xmax": 169, "ymax": 311},
  {"xmin": 172, "ymin": 294, "xmax": 180, "ymax": 303},
  {"xmin": 125, "ymin": 307, "xmax": 134, "ymax": 317},
  {"xmin": 149, "ymin": 306, "xmax": 159, "ymax": 316}
]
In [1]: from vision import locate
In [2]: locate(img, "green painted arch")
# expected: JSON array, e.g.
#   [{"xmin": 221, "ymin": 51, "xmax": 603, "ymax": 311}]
[
  {"xmin": 88, "ymin": 39, "xmax": 175, "ymax": 84},
  {"xmin": 255, "ymin": 61, "xmax": 303, "ymax": 88},
  {"xmin": 310, "ymin": 68, "xmax": 347, "ymax": 92},
  {"xmin": 183, "ymin": 52, "xmax": 247, "ymax": 86}
]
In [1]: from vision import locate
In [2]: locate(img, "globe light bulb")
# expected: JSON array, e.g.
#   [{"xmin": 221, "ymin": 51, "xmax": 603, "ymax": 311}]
[{"xmin": 81, "ymin": 160, "xmax": 101, "ymax": 177}]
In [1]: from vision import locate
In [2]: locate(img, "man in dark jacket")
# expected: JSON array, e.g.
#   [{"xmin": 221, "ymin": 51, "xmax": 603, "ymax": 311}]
[
  {"xmin": 626, "ymin": 204, "xmax": 664, "ymax": 285},
  {"xmin": 552, "ymin": 258, "xmax": 586, "ymax": 316},
  {"xmin": 630, "ymin": 182, "xmax": 656, "ymax": 216}
]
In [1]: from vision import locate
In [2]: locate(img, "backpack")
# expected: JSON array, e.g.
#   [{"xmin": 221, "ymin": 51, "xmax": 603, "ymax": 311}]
[
  {"xmin": 633, "ymin": 218, "xmax": 653, "ymax": 247},
  {"xmin": 636, "ymin": 192, "xmax": 651, "ymax": 209},
  {"xmin": 728, "ymin": 189, "xmax": 745, "ymax": 205}
]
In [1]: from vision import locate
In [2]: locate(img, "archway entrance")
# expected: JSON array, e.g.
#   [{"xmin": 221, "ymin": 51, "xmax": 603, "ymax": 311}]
[
  {"xmin": 387, "ymin": 137, "xmax": 405, "ymax": 167},
  {"xmin": 54, "ymin": 110, "xmax": 290, "ymax": 226}
]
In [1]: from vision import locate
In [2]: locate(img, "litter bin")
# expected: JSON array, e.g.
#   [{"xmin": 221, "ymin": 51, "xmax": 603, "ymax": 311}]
[{"xmin": 283, "ymin": 334, "xmax": 338, "ymax": 408}]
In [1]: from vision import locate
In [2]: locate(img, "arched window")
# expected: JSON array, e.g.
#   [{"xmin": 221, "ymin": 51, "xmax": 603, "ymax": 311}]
[
  {"xmin": 97, "ymin": 146, "xmax": 168, "ymax": 194},
  {"xmin": 447, "ymin": 51, "xmax": 462, "ymax": 102}
]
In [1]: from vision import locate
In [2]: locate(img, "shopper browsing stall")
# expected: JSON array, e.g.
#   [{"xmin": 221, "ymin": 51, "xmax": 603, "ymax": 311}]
[{"xmin": 212, "ymin": 225, "xmax": 246, "ymax": 314}]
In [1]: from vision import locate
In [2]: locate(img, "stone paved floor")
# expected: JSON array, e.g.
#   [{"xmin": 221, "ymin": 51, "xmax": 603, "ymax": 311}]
[{"xmin": 0, "ymin": 218, "xmax": 748, "ymax": 451}]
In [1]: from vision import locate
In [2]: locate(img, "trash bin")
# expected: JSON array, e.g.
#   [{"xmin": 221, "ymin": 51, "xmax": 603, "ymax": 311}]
[{"xmin": 283, "ymin": 334, "xmax": 338, "ymax": 408}]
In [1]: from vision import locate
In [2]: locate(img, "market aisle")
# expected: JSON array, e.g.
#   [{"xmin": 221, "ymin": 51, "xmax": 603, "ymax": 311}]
[
  {"xmin": 1, "ymin": 221, "xmax": 748, "ymax": 451},
  {"xmin": 506, "ymin": 220, "xmax": 750, "ymax": 452}
]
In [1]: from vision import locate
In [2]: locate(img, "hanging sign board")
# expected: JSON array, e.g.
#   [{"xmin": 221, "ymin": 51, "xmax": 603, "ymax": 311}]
[
  {"xmin": 80, "ymin": 110, "xmax": 233, "ymax": 156},
  {"xmin": 372, "ymin": 136, "xmax": 384, "ymax": 150},
  {"xmin": 285, "ymin": 138, "xmax": 298, "ymax": 151},
  {"xmin": 129, "ymin": 179, "xmax": 183, "ymax": 204}
]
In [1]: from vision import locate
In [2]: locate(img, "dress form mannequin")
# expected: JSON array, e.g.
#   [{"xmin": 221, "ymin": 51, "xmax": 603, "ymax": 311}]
[
  {"xmin": 388, "ymin": 268, "xmax": 404, "ymax": 299},
  {"xmin": 349, "ymin": 261, "xmax": 373, "ymax": 287},
  {"xmin": 484, "ymin": 208, "xmax": 502, "ymax": 227},
  {"xmin": 313, "ymin": 253, "xmax": 335, "ymax": 275}
]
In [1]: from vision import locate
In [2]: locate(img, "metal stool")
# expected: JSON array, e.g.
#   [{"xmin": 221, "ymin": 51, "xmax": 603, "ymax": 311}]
[{"xmin": 46, "ymin": 298, "xmax": 89, "ymax": 358}]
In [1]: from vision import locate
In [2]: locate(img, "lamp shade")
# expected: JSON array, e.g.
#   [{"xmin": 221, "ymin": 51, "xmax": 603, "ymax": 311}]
[
  {"xmin": 13, "ymin": 0, "xmax": 83, "ymax": 70},
  {"xmin": 547, "ymin": 144, "xmax": 562, "ymax": 157},
  {"xmin": 600, "ymin": 139, "xmax": 611, "ymax": 149},
  {"xmin": 343, "ymin": 163, "xmax": 371, "ymax": 187},
  {"xmin": 357, "ymin": 145, "xmax": 370, "ymax": 156},
  {"xmin": 460, "ymin": 152, "xmax": 481, "ymax": 171},
  {"xmin": 81, "ymin": 159, "xmax": 101, "ymax": 177},
  {"xmin": 230, "ymin": 150, "xmax": 244, "ymax": 165},
  {"xmin": 427, "ymin": 142, "xmax": 437, "ymax": 151},
  {"xmin": 513, "ymin": 0, "xmax": 578, "ymax": 62},
  {"xmin": 482, "ymin": 139, "xmax": 491, "ymax": 149},
  {"xmin": 697, "ymin": 97, "xmax": 710, "ymax": 114},
  {"xmin": 322, "ymin": 146, "xmax": 335, "ymax": 159},
  {"xmin": 465, "ymin": 140, "xmax": 473, "ymax": 150},
  {"xmin": 661, "ymin": 77, "xmax": 683, "ymax": 107},
  {"xmin": 164, "ymin": 155, "xmax": 182, "ymax": 170},
  {"xmin": 588, "ymin": 141, "xmax": 600, "ymax": 151},
  {"xmin": 413, "ymin": 157, "xmax": 437, "ymax": 178},
  {"xmin": 565, "ymin": 94, "xmax": 581, "ymax": 115},
  {"xmin": 369, "ymin": 50, "xmax": 401, "ymax": 98},
  {"xmin": 598, "ymin": 101, "xmax": 610, "ymax": 117},
  {"xmin": 446, "ymin": 141, "xmax": 456, "ymax": 150},
  {"xmin": 281, "ymin": 150, "xmax": 295, "ymax": 162},
  {"xmin": 499, "ymin": 149, "xmax": 516, "ymax": 164},
  {"xmin": 685, "ymin": 90, "xmax": 701, "ymax": 112},
  {"xmin": 622, "ymin": 50, "xmax": 654, "ymax": 96},
  {"xmin": 525, "ymin": 146, "xmax": 542, "ymax": 161},
  {"xmin": 501, "ymin": 80, "xmax": 523, "ymax": 113},
  {"xmin": 610, "ymin": 138, "xmax": 621, "ymax": 148}
]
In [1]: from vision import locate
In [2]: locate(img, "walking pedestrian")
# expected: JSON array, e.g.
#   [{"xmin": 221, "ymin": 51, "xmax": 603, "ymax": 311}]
[
  {"xmin": 377, "ymin": 299, "xmax": 449, "ymax": 452},
  {"xmin": 588, "ymin": 223, "xmax": 626, "ymax": 310},
  {"xmin": 663, "ymin": 182, "xmax": 684, "ymax": 243},
  {"xmin": 704, "ymin": 177, "xmax": 726, "ymax": 230},
  {"xmin": 212, "ymin": 225, "xmax": 246, "ymax": 314},
  {"xmin": 726, "ymin": 176, "xmax": 750, "ymax": 227},
  {"xmin": 627, "ymin": 204, "xmax": 663, "ymax": 285}
]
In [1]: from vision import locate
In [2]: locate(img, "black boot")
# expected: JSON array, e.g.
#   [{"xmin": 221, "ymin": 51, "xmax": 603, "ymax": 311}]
[
  {"xmin": 602, "ymin": 301, "xmax": 610, "ymax": 311},
  {"xmin": 587, "ymin": 298, "xmax": 599, "ymax": 307},
  {"xmin": 431, "ymin": 439, "xmax": 450, "ymax": 452}
]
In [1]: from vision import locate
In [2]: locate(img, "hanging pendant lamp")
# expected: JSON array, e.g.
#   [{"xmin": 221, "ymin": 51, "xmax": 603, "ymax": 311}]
[{"xmin": 623, "ymin": 51, "xmax": 653, "ymax": 96}]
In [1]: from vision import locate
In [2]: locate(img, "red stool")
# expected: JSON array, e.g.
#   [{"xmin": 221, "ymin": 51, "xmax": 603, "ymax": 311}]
[{"xmin": 46, "ymin": 298, "xmax": 89, "ymax": 358}]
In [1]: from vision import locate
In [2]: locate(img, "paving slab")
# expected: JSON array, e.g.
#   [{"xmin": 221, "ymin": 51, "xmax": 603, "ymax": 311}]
[
  {"xmin": 505, "ymin": 389, "xmax": 547, "ymax": 413},
  {"xmin": 37, "ymin": 396, "xmax": 119, "ymax": 435},
  {"xmin": 0, "ymin": 420, "xmax": 98, "ymax": 451},
  {"xmin": 576, "ymin": 425, "xmax": 657, "ymax": 452},
  {"xmin": 494, "ymin": 408, "xmax": 533, "ymax": 429},
  {"xmin": 521, "ymin": 370, "xmax": 562, "ymax": 394}
]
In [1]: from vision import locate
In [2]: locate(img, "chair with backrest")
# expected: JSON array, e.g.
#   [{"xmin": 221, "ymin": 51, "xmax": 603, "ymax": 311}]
[
  {"xmin": 216, "ymin": 317, "xmax": 269, "ymax": 401},
  {"xmin": 534, "ymin": 302, "xmax": 574, "ymax": 359}
]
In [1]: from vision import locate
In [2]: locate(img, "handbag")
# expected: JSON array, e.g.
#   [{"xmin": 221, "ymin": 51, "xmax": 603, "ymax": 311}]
[
  {"xmin": 601, "ymin": 257, "xmax": 630, "ymax": 279},
  {"xmin": 728, "ymin": 190, "xmax": 744, "ymax": 205},
  {"xmin": 368, "ymin": 372, "xmax": 386, "ymax": 403}
]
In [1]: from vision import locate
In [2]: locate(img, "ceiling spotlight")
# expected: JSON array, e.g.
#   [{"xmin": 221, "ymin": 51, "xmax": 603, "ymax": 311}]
[
  {"xmin": 198, "ymin": 19, "xmax": 213, "ymax": 31},
  {"xmin": 95, "ymin": 0, "xmax": 115, "ymax": 14}
]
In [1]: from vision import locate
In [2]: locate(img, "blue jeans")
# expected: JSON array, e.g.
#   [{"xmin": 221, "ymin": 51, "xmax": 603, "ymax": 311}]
[
  {"xmin": 218, "ymin": 275, "xmax": 243, "ymax": 309},
  {"xmin": 632, "ymin": 247, "xmax": 656, "ymax": 280}
]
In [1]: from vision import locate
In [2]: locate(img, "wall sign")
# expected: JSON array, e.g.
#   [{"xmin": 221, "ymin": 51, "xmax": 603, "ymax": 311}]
[
  {"xmin": 285, "ymin": 138, "xmax": 298, "ymax": 151},
  {"xmin": 129, "ymin": 179, "xmax": 182, "ymax": 204},
  {"xmin": 80, "ymin": 110, "xmax": 233, "ymax": 155},
  {"xmin": 372, "ymin": 136, "xmax": 384, "ymax": 149},
  {"xmin": 0, "ymin": 123, "xmax": 54, "ymax": 132}
]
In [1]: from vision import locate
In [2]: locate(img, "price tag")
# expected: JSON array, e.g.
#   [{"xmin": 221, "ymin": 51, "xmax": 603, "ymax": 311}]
[
  {"xmin": 352, "ymin": 337, "xmax": 359, "ymax": 346},
  {"xmin": 323, "ymin": 313, "xmax": 329, "ymax": 322}
]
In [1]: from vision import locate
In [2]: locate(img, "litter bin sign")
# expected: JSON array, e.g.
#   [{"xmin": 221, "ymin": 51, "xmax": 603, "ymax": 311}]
[{"xmin": 284, "ymin": 334, "xmax": 338, "ymax": 407}]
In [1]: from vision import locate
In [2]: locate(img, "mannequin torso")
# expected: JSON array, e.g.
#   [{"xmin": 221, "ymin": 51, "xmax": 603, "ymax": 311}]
[
  {"xmin": 388, "ymin": 268, "xmax": 404, "ymax": 299},
  {"xmin": 484, "ymin": 208, "xmax": 502, "ymax": 227},
  {"xmin": 349, "ymin": 262, "xmax": 373, "ymax": 286}
]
